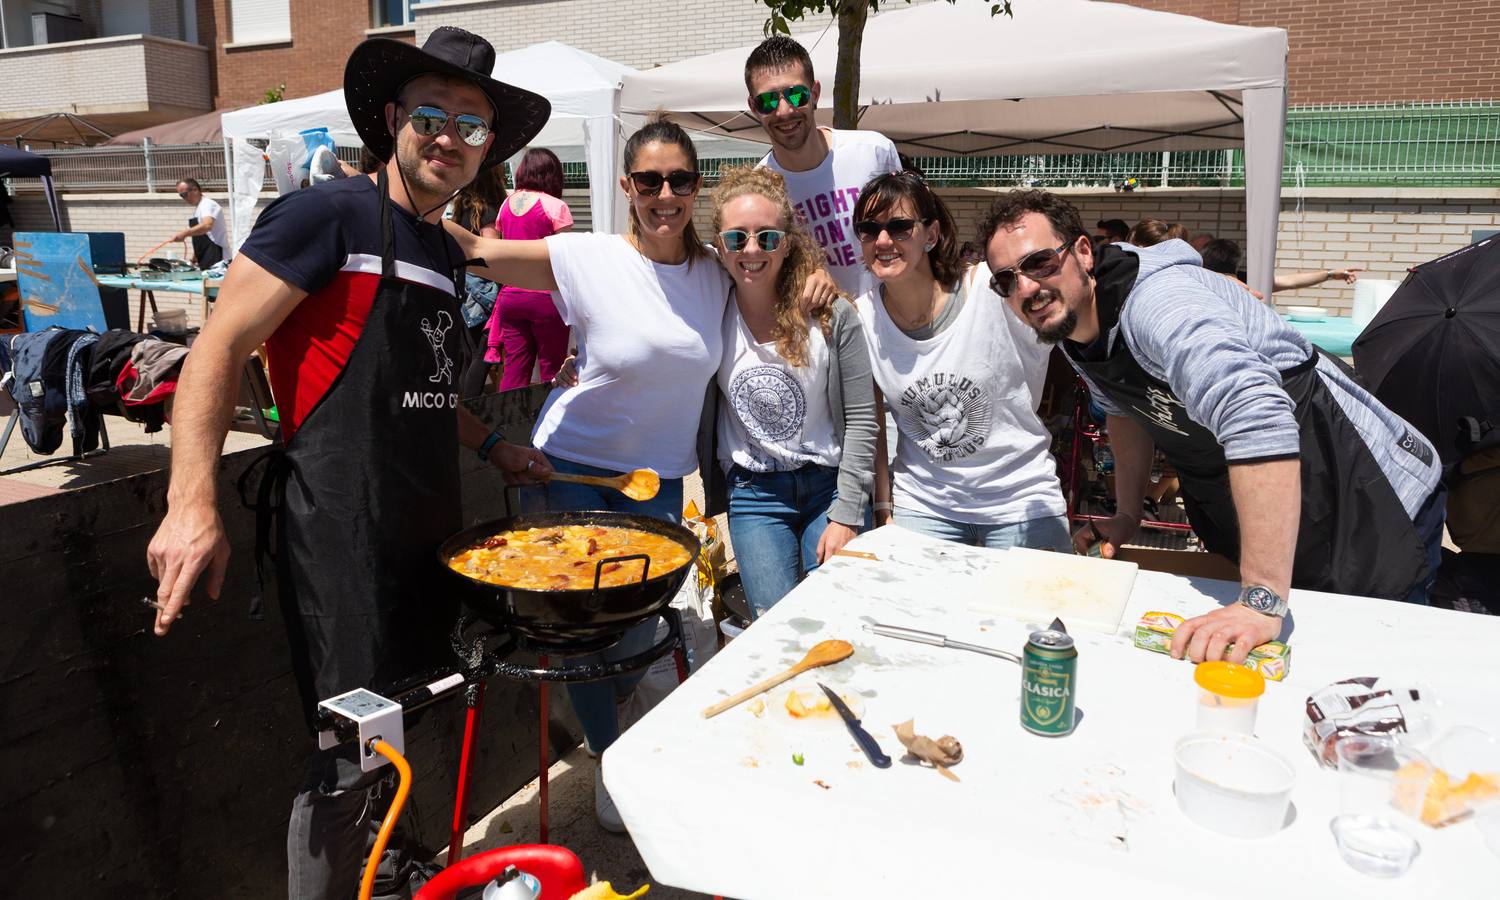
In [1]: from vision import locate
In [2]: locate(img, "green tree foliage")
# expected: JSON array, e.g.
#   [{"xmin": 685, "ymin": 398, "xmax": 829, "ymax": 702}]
[
  {"xmin": 760, "ymin": 1, "xmax": 1011, "ymax": 128},
  {"xmin": 259, "ymin": 82, "xmax": 287, "ymax": 105}
]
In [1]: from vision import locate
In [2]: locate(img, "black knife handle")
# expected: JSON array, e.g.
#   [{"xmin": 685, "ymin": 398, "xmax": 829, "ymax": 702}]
[{"xmin": 850, "ymin": 719, "xmax": 892, "ymax": 768}]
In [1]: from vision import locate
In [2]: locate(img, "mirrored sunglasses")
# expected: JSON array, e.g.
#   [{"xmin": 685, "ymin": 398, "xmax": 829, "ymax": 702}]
[
  {"xmin": 405, "ymin": 104, "xmax": 491, "ymax": 147},
  {"xmin": 718, "ymin": 228, "xmax": 787, "ymax": 253},
  {"xmin": 989, "ymin": 241, "xmax": 1075, "ymax": 297},
  {"xmin": 629, "ymin": 170, "xmax": 700, "ymax": 197},
  {"xmin": 752, "ymin": 84, "xmax": 813, "ymax": 116}
]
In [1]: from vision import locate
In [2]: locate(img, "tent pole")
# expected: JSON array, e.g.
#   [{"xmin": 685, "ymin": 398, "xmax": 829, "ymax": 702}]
[
  {"xmin": 1242, "ymin": 84, "xmax": 1288, "ymax": 300},
  {"xmin": 222, "ymin": 137, "xmax": 236, "ymax": 259}
]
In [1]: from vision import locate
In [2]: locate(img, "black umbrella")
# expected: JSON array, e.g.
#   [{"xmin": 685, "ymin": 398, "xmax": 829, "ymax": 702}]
[{"xmin": 1352, "ymin": 236, "xmax": 1500, "ymax": 464}]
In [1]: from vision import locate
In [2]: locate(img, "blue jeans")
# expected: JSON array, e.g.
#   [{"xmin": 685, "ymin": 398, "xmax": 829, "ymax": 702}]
[
  {"xmin": 727, "ymin": 464, "xmax": 840, "ymax": 618},
  {"xmin": 896, "ymin": 507, "xmax": 1073, "ymax": 552},
  {"xmin": 525, "ymin": 453, "xmax": 684, "ymax": 755}
]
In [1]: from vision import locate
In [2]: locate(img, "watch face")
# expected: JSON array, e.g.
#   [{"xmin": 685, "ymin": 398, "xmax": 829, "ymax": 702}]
[{"xmin": 1242, "ymin": 586, "xmax": 1279, "ymax": 613}]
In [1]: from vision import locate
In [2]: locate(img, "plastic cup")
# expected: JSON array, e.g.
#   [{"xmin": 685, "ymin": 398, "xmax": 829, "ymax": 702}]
[
  {"xmin": 1193, "ymin": 661, "xmax": 1265, "ymax": 735},
  {"xmin": 1329, "ymin": 734, "xmax": 1426, "ymax": 878}
]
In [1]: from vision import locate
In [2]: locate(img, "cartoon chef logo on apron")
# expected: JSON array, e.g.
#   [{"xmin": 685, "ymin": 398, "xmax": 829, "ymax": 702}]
[{"xmin": 421, "ymin": 310, "xmax": 455, "ymax": 384}]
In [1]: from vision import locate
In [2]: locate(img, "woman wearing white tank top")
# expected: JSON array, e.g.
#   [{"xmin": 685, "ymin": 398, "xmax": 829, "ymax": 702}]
[{"xmin": 851, "ymin": 172, "xmax": 1071, "ymax": 550}]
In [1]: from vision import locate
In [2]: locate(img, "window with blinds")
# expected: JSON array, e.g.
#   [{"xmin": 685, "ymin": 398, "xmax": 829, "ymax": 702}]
[{"xmin": 230, "ymin": 0, "xmax": 291, "ymax": 43}]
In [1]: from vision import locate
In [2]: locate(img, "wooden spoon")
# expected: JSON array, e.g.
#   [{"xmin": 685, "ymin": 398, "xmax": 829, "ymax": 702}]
[
  {"xmin": 701, "ymin": 639, "xmax": 854, "ymax": 719},
  {"xmin": 549, "ymin": 468, "xmax": 660, "ymax": 501}
]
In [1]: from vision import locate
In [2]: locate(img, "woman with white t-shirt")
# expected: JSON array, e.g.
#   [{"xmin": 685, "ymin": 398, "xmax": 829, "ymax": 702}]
[
  {"xmin": 700, "ymin": 166, "xmax": 878, "ymax": 617},
  {"xmin": 453, "ymin": 117, "xmax": 836, "ymax": 832},
  {"xmin": 852, "ymin": 171, "xmax": 1071, "ymax": 550}
]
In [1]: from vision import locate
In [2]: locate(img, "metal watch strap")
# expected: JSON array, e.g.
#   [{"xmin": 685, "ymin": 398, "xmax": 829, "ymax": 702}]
[
  {"xmin": 1238, "ymin": 584, "xmax": 1287, "ymax": 617},
  {"xmin": 477, "ymin": 430, "xmax": 503, "ymax": 461}
]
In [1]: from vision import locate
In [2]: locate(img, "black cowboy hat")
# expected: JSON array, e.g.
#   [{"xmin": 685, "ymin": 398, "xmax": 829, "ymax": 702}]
[{"xmin": 344, "ymin": 27, "xmax": 550, "ymax": 171}]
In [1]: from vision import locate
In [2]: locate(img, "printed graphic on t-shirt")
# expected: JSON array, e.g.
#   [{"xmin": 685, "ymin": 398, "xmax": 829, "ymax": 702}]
[
  {"xmin": 897, "ymin": 372, "xmax": 992, "ymax": 461},
  {"xmin": 793, "ymin": 188, "xmax": 863, "ymax": 271},
  {"xmin": 422, "ymin": 310, "xmax": 455, "ymax": 385},
  {"xmin": 730, "ymin": 364, "xmax": 808, "ymax": 444}
]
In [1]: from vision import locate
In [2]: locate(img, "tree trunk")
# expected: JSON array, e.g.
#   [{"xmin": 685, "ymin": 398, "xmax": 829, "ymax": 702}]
[{"xmin": 832, "ymin": 0, "xmax": 869, "ymax": 130}]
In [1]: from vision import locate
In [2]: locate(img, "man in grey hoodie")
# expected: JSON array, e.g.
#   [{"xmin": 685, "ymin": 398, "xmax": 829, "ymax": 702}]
[{"xmin": 979, "ymin": 190, "xmax": 1445, "ymax": 665}]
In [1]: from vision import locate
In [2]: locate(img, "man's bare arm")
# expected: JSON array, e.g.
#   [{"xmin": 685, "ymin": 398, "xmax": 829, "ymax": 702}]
[
  {"xmin": 172, "ymin": 217, "xmax": 214, "ymax": 242},
  {"xmin": 145, "ymin": 256, "xmax": 308, "ymax": 635},
  {"xmin": 1171, "ymin": 457, "xmax": 1299, "ymax": 663},
  {"xmin": 1076, "ymin": 415, "xmax": 1154, "ymax": 555}
]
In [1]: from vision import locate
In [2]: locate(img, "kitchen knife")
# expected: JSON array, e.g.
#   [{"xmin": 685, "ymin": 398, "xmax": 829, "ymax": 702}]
[{"xmin": 818, "ymin": 682, "xmax": 891, "ymax": 769}]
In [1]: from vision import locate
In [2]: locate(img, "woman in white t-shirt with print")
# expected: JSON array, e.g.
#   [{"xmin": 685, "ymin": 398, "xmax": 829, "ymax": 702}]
[
  {"xmin": 851, "ymin": 171, "xmax": 1071, "ymax": 550},
  {"xmin": 453, "ymin": 117, "xmax": 837, "ymax": 833},
  {"xmin": 701, "ymin": 166, "xmax": 878, "ymax": 618}
]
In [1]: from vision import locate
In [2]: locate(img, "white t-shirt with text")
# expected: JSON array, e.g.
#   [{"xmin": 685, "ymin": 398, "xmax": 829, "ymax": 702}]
[
  {"xmin": 716, "ymin": 295, "xmax": 840, "ymax": 473},
  {"xmin": 761, "ymin": 128, "xmax": 901, "ymax": 297},
  {"xmin": 533, "ymin": 233, "xmax": 730, "ymax": 477},
  {"xmin": 855, "ymin": 264, "xmax": 1065, "ymax": 525}
]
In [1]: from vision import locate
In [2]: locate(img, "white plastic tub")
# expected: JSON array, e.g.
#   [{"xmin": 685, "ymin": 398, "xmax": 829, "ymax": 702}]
[{"xmin": 1174, "ymin": 732, "xmax": 1296, "ymax": 838}]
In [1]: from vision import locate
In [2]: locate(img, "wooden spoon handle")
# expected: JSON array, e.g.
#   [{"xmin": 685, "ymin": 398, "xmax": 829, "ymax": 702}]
[
  {"xmin": 701, "ymin": 663, "xmax": 804, "ymax": 719},
  {"xmin": 548, "ymin": 472, "xmax": 624, "ymax": 490}
]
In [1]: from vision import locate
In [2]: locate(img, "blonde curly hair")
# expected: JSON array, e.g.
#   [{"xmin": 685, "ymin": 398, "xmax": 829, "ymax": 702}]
[{"xmin": 710, "ymin": 165, "xmax": 833, "ymax": 367}]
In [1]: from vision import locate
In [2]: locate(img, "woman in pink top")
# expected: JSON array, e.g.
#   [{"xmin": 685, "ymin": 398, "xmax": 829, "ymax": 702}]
[{"xmin": 486, "ymin": 148, "xmax": 574, "ymax": 389}]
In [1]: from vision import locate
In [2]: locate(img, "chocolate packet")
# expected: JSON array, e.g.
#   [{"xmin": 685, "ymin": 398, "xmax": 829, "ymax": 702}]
[{"xmin": 1303, "ymin": 677, "xmax": 1434, "ymax": 768}]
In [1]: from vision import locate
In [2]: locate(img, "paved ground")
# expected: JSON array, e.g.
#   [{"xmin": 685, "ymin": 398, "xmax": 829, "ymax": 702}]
[{"xmin": 0, "ymin": 412, "xmax": 270, "ymax": 504}]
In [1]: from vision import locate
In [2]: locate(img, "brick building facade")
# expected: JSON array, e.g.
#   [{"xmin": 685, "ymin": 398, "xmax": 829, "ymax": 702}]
[
  {"xmin": 205, "ymin": 0, "xmax": 414, "ymax": 109},
  {"xmin": 1124, "ymin": 0, "xmax": 1500, "ymax": 104}
]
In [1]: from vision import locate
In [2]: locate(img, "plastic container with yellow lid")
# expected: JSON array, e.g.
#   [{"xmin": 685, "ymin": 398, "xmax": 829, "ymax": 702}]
[{"xmin": 1194, "ymin": 661, "xmax": 1266, "ymax": 735}]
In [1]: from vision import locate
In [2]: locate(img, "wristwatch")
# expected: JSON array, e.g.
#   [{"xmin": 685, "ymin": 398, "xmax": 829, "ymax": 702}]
[{"xmin": 1237, "ymin": 584, "xmax": 1288, "ymax": 618}]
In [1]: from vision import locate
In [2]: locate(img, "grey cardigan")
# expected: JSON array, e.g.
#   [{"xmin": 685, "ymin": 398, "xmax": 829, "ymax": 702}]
[{"xmin": 697, "ymin": 298, "xmax": 878, "ymax": 526}]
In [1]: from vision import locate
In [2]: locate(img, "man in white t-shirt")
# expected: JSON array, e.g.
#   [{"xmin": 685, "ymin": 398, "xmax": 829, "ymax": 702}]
[
  {"xmin": 747, "ymin": 36, "xmax": 901, "ymax": 297},
  {"xmin": 172, "ymin": 177, "xmax": 228, "ymax": 268}
]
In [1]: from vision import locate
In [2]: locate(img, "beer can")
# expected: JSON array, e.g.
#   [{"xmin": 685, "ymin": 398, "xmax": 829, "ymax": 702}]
[{"xmin": 1021, "ymin": 629, "xmax": 1077, "ymax": 736}]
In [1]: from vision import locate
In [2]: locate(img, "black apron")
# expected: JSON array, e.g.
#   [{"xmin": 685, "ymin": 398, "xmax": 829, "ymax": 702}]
[
  {"xmin": 188, "ymin": 216, "xmax": 223, "ymax": 269},
  {"xmin": 246, "ymin": 170, "xmax": 465, "ymax": 727},
  {"xmin": 1065, "ymin": 292, "xmax": 1430, "ymax": 600}
]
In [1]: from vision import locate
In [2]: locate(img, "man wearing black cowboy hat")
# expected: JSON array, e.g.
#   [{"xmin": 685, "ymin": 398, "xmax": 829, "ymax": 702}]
[{"xmin": 146, "ymin": 28, "xmax": 554, "ymax": 898}]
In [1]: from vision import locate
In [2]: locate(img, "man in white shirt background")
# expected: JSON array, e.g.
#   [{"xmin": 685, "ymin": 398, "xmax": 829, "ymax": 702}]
[
  {"xmin": 747, "ymin": 35, "xmax": 902, "ymax": 297},
  {"xmin": 171, "ymin": 177, "xmax": 228, "ymax": 269}
]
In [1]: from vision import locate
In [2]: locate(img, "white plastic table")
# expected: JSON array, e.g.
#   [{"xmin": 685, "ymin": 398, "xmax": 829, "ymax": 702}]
[{"xmin": 605, "ymin": 525, "xmax": 1500, "ymax": 898}]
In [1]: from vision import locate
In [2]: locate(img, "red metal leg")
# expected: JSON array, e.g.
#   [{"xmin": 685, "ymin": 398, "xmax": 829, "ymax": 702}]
[
  {"xmin": 673, "ymin": 645, "xmax": 688, "ymax": 685},
  {"xmin": 448, "ymin": 681, "xmax": 488, "ymax": 865},
  {"xmin": 538, "ymin": 655, "xmax": 550, "ymax": 846}
]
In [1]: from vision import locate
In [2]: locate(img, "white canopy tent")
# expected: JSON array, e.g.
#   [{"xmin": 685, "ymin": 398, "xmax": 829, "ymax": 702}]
[
  {"xmin": 217, "ymin": 42, "xmax": 652, "ymax": 251},
  {"xmin": 619, "ymin": 0, "xmax": 1289, "ymax": 295}
]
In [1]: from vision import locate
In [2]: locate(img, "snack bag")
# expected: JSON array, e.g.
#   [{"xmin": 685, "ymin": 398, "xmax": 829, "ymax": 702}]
[{"xmin": 1303, "ymin": 677, "xmax": 1436, "ymax": 768}]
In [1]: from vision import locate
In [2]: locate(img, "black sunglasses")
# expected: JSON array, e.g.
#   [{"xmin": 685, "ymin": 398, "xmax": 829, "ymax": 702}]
[
  {"xmin": 989, "ymin": 241, "xmax": 1076, "ymax": 297},
  {"xmin": 853, "ymin": 217, "xmax": 932, "ymax": 243},
  {"xmin": 402, "ymin": 104, "xmax": 491, "ymax": 147},
  {"xmin": 718, "ymin": 229, "xmax": 787, "ymax": 253},
  {"xmin": 751, "ymin": 84, "xmax": 813, "ymax": 116},
  {"xmin": 629, "ymin": 170, "xmax": 700, "ymax": 197}
]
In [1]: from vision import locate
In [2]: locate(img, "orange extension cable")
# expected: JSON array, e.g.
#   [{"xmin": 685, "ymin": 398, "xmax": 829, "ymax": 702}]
[{"xmin": 358, "ymin": 739, "xmax": 413, "ymax": 900}]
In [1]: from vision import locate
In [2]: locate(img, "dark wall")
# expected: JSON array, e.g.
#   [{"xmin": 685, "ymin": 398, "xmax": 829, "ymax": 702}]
[{"xmin": 0, "ymin": 386, "xmax": 574, "ymax": 898}]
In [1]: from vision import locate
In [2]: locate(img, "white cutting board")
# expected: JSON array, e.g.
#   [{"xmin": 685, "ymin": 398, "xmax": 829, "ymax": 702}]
[{"xmin": 964, "ymin": 546, "xmax": 1139, "ymax": 634}]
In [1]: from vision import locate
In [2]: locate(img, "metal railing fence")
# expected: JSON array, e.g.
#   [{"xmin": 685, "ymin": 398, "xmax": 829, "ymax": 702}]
[{"xmin": 5, "ymin": 102, "xmax": 1496, "ymax": 193}]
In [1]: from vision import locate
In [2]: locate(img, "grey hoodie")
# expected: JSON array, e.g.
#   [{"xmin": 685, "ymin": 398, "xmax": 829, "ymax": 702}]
[{"xmin": 1078, "ymin": 239, "xmax": 1440, "ymax": 519}]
